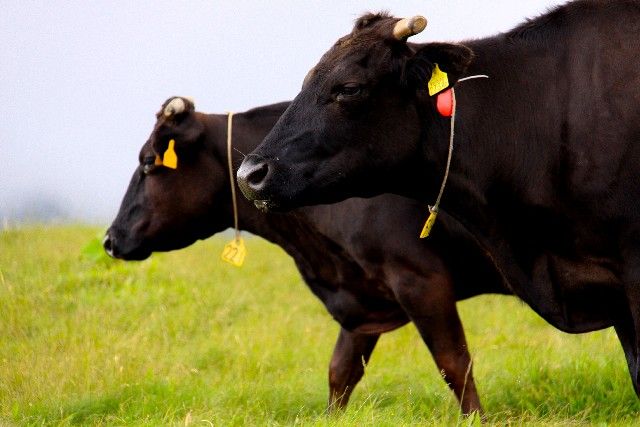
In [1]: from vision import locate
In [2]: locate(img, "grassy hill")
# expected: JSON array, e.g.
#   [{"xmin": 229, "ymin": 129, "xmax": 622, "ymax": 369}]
[{"xmin": 1, "ymin": 226, "xmax": 639, "ymax": 426}]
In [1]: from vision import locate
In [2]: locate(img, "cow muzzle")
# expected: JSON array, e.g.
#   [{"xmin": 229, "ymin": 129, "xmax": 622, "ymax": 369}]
[
  {"xmin": 102, "ymin": 232, "xmax": 118, "ymax": 258},
  {"xmin": 103, "ymin": 229, "xmax": 151, "ymax": 260},
  {"xmin": 237, "ymin": 154, "xmax": 276, "ymax": 204}
]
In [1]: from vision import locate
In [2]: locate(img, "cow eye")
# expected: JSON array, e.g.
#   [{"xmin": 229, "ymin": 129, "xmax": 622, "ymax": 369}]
[
  {"xmin": 336, "ymin": 83, "xmax": 362, "ymax": 101},
  {"xmin": 142, "ymin": 155, "xmax": 156, "ymax": 175}
]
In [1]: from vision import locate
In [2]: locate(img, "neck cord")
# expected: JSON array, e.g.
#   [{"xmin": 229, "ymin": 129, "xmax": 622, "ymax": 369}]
[
  {"xmin": 420, "ymin": 88, "xmax": 456, "ymax": 238},
  {"xmin": 226, "ymin": 112, "xmax": 240, "ymax": 240},
  {"xmin": 420, "ymin": 74, "xmax": 489, "ymax": 238}
]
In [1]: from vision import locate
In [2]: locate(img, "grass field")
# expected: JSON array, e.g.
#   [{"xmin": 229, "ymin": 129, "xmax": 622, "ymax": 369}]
[{"xmin": 1, "ymin": 226, "xmax": 640, "ymax": 426}]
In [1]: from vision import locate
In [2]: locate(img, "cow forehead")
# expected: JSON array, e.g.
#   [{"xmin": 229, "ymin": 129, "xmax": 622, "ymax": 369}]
[
  {"xmin": 313, "ymin": 40, "xmax": 390, "ymax": 80},
  {"xmin": 302, "ymin": 15, "xmax": 401, "ymax": 88}
]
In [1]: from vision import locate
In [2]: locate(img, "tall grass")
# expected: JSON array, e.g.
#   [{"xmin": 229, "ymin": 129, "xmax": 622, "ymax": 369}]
[{"xmin": 1, "ymin": 226, "xmax": 639, "ymax": 426}]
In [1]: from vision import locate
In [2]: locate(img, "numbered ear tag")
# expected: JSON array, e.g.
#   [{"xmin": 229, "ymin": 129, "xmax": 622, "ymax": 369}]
[
  {"xmin": 419, "ymin": 208, "xmax": 438, "ymax": 238},
  {"xmin": 162, "ymin": 139, "xmax": 178, "ymax": 169},
  {"xmin": 428, "ymin": 64, "xmax": 449, "ymax": 96},
  {"xmin": 221, "ymin": 237, "xmax": 246, "ymax": 267}
]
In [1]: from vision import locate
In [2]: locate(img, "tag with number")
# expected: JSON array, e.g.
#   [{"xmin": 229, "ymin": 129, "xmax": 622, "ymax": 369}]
[
  {"xmin": 221, "ymin": 237, "xmax": 247, "ymax": 267},
  {"xmin": 419, "ymin": 209, "xmax": 438, "ymax": 238},
  {"xmin": 428, "ymin": 64, "xmax": 449, "ymax": 96}
]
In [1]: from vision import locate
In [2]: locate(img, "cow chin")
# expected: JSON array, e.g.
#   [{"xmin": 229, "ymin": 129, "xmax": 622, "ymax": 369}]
[
  {"xmin": 253, "ymin": 198, "xmax": 283, "ymax": 212},
  {"xmin": 110, "ymin": 236, "xmax": 193, "ymax": 260},
  {"xmin": 247, "ymin": 189, "xmax": 306, "ymax": 213},
  {"xmin": 251, "ymin": 195, "xmax": 310, "ymax": 212},
  {"xmin": 253, "ymin": 180, "xmax": 360, "ymax": 212},
  {"xmin": 116, "ymin": 248, "xmax": 152, "ymax": 261}
]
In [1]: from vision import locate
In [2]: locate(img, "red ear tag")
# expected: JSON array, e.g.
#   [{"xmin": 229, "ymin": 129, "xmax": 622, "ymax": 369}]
[{"xmin": 436, "ymin": 88, "xmax": 454, "ymax": 117}]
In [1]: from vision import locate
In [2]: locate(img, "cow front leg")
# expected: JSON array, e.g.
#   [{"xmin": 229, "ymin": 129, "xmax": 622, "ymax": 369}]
[
  {"xmin": 392, "ymin": 271, "xmax": 483, "ymax": 415},
  {"xmin": 614, "ymin": 241, "xmax": 640, "ymax": 397},
  {"xmin": 614, "ymin": 317, "xmax": 639, "ymax": 395},
  {"xmin": 327, "ymin": 327, "xmax": 379, "ymax": 412},
  {"xmin": 620, "ymin": 244, "xmax": 640, "ymax": 395}
]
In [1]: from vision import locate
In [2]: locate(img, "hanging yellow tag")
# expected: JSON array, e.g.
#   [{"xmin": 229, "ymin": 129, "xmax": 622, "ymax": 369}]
[
  {"xmin": 154, "ymin": 154, "xmax": 163, "ymax": 166},
  {"xmin": 221, "ymin": 237, "xmax": 247, "ymax": 267},
  {"xmin": 162, "ymin": 139, "xmax": 178, "ymax": 169},
  {"xmin": 428, "ymin": 64, "xmax": 449, "ymax": 96},
  {"xmin": 419, "ymin": 209, "xmax": 438, "ymax": 238}
]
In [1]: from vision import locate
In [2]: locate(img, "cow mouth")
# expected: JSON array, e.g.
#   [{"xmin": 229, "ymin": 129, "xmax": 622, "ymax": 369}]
[
  {"xmin": 107, "ymin": 247, "xmax": 152, "ymax": 261},
  {"xmin": 253, "ymin": 199, "xmax": 282, "ymax": 212},
  {"xmin": 103, "ymin": 233, "xmax": 152, "ymax": 261}
]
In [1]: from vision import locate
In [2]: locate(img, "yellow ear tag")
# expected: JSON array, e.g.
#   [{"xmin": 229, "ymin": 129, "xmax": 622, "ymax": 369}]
[
  {"xmin": 428, "ymin": 64, "xmax": 449, "ymax": 96},
  {"xmin": 162, "ymin": 139, "xmax": 178, "ymax": 169},
  {"xmin": 154, "ymin": 154, "xmax": 163, "ymax": 166},
  {"xmin": 221, "ymin": 237, "xmax": 247, "ymax": 267},
  {"xmin": 419, "ymin": 208, "xmax": 438, "ymax": 238}
]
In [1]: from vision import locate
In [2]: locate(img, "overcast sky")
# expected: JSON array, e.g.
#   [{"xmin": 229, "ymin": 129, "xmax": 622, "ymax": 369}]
[{"xmin": 1, "ymin": 0, "xmax": 564, "ymax": 224}]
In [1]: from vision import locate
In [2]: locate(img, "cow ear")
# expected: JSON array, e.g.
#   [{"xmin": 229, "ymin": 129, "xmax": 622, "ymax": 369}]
[
  {"xmin": 404, "ymin": 42, "xmax": 474, "ymax": 92},
  {"xmin": 169, "ymin": 112, "xmax": 205, "ymax": 145},
  {"xmin": 153, "ymin": 109, "xmax": 205, "ymax": 154}
]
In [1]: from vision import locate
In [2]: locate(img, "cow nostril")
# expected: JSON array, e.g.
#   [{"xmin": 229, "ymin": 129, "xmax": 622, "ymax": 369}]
[
  {"xmin": 245, "ymin": 162, "xmax": 270, "ymax": 186},
  {"xmin": 103, "ymin": 233, "xmax": 115, "ymax": 257},
  {"xmin": 238, "ymin": 156, "xmax": 274, "ymax": 199}
]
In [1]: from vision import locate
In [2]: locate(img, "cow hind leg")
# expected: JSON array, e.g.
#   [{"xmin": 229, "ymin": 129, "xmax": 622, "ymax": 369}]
[{"xmin": 327, "ymin": 327, "xmax": 379, "ymax": 412}]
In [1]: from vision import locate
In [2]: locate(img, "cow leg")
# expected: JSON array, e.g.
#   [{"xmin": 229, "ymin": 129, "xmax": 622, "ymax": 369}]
[
  {"xmin": 614, "ymin": 316, "xmax": 639, "ymax": 396},
  {"xmin": 391, "ymin": 271, "xmax": 482, "ymax": 415},
  {"xmin": 619, "ymin": 246, "xmax": 640, "ymax": 396},
  {"xmin": 327, "ymin": 327, "xmax": 379, "ymax": 412}
]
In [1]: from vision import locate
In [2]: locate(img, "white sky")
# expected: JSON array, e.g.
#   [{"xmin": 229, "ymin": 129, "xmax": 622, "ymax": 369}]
[{"xmin": 1, "ymin": 0, "xmax": 565, "ymax": 223}]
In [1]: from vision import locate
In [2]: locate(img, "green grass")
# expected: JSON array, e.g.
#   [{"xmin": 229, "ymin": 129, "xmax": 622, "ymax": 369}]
[{"xmin": 1, "ymin": 225, "xmax": 639, "ymax": 426}]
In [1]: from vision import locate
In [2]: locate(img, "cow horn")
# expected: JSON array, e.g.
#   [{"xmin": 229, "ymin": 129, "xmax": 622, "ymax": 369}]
[
  {"xmin": 164, "ymin": 97, "xmax": 187, "ymax": 117},
  {"xmin": 393, "ymin": 16, "xmax": 427, "ymax": 40}
]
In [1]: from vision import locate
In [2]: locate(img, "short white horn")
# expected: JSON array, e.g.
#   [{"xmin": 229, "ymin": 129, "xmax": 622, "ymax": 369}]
[
  {"xmin": 164, "ymin": 97, "xmax": 187, "ymax": 117},
  {"xmin": 393, "ymin": 15, "xmax": 427, "ymax": 40}
]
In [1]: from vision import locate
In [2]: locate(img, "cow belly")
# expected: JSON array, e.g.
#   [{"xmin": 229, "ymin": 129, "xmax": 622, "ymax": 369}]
[
  {"xmin": 318, "ymin": 287, "xmax": 409, "ymax": 334},
  {"xmin": 348, "ymin": 313, "xmax": 410, "ymax": 334},
  {"xmin": 530, "ymin": 254, "xmax": 623, "ymax": 333}
]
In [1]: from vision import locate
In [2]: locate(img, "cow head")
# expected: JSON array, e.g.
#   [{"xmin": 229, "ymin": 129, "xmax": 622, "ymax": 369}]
[
  {"xmin": 104, "ymin": 97, "xmax": 230, "ymax": 260},
  {"xmin": 238, "ymin": 13, "xmax": 472, "ymax": 211}
]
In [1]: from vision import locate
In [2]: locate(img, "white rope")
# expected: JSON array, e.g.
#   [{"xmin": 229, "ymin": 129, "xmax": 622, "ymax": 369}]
[{"xmin": 457, "ymin": 74, "xmax": 489, "ymax": 83}]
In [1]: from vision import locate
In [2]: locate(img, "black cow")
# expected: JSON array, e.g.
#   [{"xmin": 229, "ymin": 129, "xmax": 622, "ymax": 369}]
[
  {"xmin": 237, "ymin": 1, "xmax": 640, "ymax": 396},
  {"xmin": 104, "ymin": 97, "xmax": 508, "ymax": 414}
]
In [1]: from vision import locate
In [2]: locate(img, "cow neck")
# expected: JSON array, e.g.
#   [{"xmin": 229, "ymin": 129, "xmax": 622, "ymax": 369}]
[
  {"xmin": 209, "ymin": 104, "xmax": 308, "ymax": 244},
  {"xmin": 415, "ymin": 37, "xmax": 579, "ymax": 320},
  {"xmin": 203, "ymin": 109, "xmax": 267, "ymax": 237}
]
